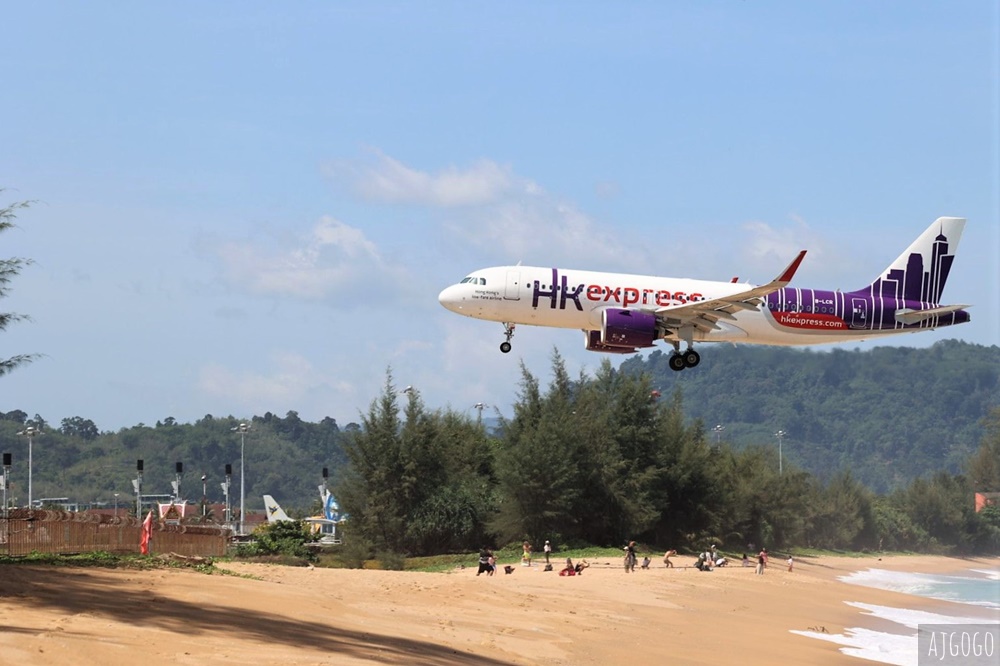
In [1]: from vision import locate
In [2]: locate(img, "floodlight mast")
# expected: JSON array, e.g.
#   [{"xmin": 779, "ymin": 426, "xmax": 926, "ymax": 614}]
[
  {"xmin": 775, "ymin": 430, "xmax": 786, "ymax": 475},
  {"xmin": 712, "ymin": 424, "xmax": 726, "ymax": 446},
  {"xmin": 231, "ymin": 423, "xmax": 251, "ymax": 534},
  {"xmin": 2, "ymin": 452, "xmax": 11, "ymax": 518},
  {"xmin": 16, "ymin": 427, "xmax": 41, "ymax": 508},
  {"xmin": 220, "ymin": 463, "xmax": 233, "ymax": 531},
  {"xmin": 133, "ymin": 459, "xmax": 144, "ymax": 517}
]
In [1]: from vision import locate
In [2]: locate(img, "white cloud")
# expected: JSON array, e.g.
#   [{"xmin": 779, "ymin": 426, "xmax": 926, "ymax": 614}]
[
  {"xmin": 443, "ymin": 197, "xmax": 639, "ymax": 269},
  {"xmin": 197, "ymin": 352, "xmax": 356, "ymax": 416},
  {"xmin": 740, "ymin": 215, "xmax": 833, "ymax": 279},
  {"xmin": 215, "ymin": 216, "xmax": 409, "ymax": 301},
  {"xmin": 325, "ymin": 149, "xmax": 643, "ymax": 270},
  {"xmin": 327, "ymin": 149, "xmax": 523, "ymax": 207}
]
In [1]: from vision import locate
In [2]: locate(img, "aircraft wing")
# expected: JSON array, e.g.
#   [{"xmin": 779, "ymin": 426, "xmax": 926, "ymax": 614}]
[
  {"xmin": 653, "ymin": 250, "xmax": 807, "ymax": 332},
  {"xmin": 895, "ymin": 304, "xmax": 971, "ymax": 325}
]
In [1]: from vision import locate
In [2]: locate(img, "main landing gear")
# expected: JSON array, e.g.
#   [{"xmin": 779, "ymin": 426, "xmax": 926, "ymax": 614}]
[
  {"xmin": 500, "ymin": 323, "xmax": 516, "ymax": 353},
  {"xmin": 668, "ymin": 348, "xmax": 700, "ymax": 372}
]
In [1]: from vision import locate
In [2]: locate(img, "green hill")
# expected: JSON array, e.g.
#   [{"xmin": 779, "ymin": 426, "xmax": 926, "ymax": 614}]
[{"xmin": 619, "ymin": 339, "xmax": 999, "ymax": 492}]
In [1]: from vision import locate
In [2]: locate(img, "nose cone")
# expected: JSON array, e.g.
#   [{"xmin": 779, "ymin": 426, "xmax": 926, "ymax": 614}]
[{"xmin": 438, "ymin": 284, "xmax": 465, "ymax": 314}]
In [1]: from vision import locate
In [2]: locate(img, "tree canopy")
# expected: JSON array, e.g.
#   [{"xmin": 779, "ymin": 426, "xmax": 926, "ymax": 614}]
[{"xmin": 0, "ymin": 194, "xmax": 39, "ymax": 378}]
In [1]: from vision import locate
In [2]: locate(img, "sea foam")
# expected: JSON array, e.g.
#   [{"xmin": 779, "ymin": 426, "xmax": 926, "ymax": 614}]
[{"xmin": 792, "ymin": 568, "xmax": 1000, "ymax": 665}]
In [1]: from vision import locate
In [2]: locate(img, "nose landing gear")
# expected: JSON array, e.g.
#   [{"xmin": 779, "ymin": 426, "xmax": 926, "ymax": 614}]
[{"xmin": 500, "ymin": 323, "xmax": 516, "ymax": 353}]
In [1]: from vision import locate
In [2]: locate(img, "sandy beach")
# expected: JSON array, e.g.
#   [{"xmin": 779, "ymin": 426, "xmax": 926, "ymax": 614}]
[{"xmin": 0, "ymin": 553, "xmax": 996, "ymax": 665}]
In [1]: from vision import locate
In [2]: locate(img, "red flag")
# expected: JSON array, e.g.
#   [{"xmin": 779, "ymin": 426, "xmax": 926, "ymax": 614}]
[{"xmin": 140, "ymin": 509, "xmax": 154, "ymax": 555}]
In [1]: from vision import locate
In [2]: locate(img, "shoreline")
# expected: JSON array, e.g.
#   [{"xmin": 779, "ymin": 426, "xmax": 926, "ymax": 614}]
[
  {"xmin": 794, "ymin": 554, "xmax": 1000, "ymax": 665},
  {"xmin": 0, "ymin": 553, "xmax": 996, "ymax": 665}
]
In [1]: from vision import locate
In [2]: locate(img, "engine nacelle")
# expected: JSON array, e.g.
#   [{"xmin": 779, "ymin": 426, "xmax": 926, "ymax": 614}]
[{"xmin": 584, "ymin": 309, "xmax": 659, "ymax": 353}]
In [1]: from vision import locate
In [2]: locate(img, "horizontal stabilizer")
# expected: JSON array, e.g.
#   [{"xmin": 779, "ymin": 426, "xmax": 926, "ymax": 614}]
[{"xmin": 894, "ymin": 304, "xmax": 971, "ymax": 325}]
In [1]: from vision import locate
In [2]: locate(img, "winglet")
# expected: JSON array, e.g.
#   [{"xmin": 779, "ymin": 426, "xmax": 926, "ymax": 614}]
[{"xmin": 776, "ymin": 250, "xmax": 807, "ymax": 284}]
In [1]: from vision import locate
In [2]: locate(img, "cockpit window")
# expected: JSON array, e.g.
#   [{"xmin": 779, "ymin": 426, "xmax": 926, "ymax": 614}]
[{"xmin": 478, "ymin": 278, "xmax": 486, "ymax": 285}]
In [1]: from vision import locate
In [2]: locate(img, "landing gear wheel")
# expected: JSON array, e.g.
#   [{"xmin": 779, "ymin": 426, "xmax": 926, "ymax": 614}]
[
  {"xmin": 682, "ymin": 349, "xmax": 701, "ymax": 368},
  {"xmin": 668, "ymin": 354, "xmax": 687, "ymax": 372},
  {"xmin": 499, "ymin": 322, "xmax": 515, "ymax": 354}
]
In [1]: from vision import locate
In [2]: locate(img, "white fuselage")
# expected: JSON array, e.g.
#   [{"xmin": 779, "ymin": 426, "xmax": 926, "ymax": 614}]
[{"xmin": 438, "ymin": 265, "xmax": 914, "ymax": 347}]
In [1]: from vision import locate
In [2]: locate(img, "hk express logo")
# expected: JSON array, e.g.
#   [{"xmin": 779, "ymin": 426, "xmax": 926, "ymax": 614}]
[{"xmin": 532, "ymin": 269, "xmax": 704, "ymax": 310}]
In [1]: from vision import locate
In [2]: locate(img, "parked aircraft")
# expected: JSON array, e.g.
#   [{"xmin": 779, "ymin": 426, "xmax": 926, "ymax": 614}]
[
  {"xmin": 262, "ymin": 489, "xmax": 345, "ymax": 544},
  {"xmin": 438, "ymin": 217, "xmax": 970, "ymax": 370},
  {"xmin": 262, "ymin": 494, "xmax": 291, "ymax": 523}
]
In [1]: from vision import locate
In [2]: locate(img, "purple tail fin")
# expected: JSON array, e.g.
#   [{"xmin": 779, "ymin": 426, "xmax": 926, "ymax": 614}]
[{"xmin": 861, "ymin": 217, "xmax": 965, "ymax": 304}]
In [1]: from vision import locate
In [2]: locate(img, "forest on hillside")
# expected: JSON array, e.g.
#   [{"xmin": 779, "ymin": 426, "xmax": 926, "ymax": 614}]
[
  {"xmin": 1, "ymin": 341, "xmax": 998, "ymax": 558},
  {"xmin": 619, "ymin": 339, "xmax": 999, "ymax": 491},
  {"xmin": 0, "ymin": 340, "xmax": 996, "ymax": 511}
]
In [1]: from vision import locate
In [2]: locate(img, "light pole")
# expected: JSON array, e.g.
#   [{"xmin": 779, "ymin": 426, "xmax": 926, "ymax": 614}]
[
  {"xmin": 16, "ymin": 426, "xmax": 41, "ymax": 508},
  {"xmin": 113, "ymin": 492, "xmax": 119, "ymax": 518},
  {"xmin": 472, "ymin": 402, "xmax": 489, "ymax": 425},
  {"xmin": 221, "ymin": 463, "xmax": 232, "ymax": 530},
  {"xmin": 201, "ymin": 474, "xmax": 207, "ymax": 518},
  {"xmin": 712, "ymin": 424, "xmax": 725, "ymax": 446},
  {"xmin": 132, "ymin": 459, "xmax": 144, "ymax": 517},
  {"xmin": 231, "ymin": 423, "xmax": 251, "ymax": 534},
  {"xmin": 171, "ymin": 462, "xmax": 183, "ymax": 501},
  {"xmin": 2, "ymin": 453, "xmax": 10, "ymax": 518},
  {"xmin": 775, "ymin": 430, "xmax": 786, "ymax": 475}
]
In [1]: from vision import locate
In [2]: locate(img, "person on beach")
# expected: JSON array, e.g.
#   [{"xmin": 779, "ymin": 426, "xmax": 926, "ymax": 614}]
[
  {"xmin": 624, "ymin": 541, "xmax": 638, "ymax": 572},
  {"xmin": 543, "ymin": 540, "xmax": 552, "ymax": 564},
  {"xmin": 521, "ymin": 540, "xmax": 533, "ymax": 566},
  {"xmin": 488, "ymin": 553, "xmax": 496, "ymax": 575},
  {"xmin": 560, "ymin": 557, "xmax": 576, "ymax": 576},
  {"xmin": 741, "ymin": 553, "xmax": 750, "ymax": 567},
  {"xmin": 641, "ymin": 556, "xmax": 651, "ymax": 569},
  {"xmin": 786, "ymin": 554, "xmax": 793, "ymax": 572},
  {"xmin": 755, "ymin": 548, "xmax": 767, "ymax": 575},
  {"xmin": 477, "ymin": 547, "xmax": 492, "ymax": 576},
  {"xmin": 663, "ymin": 549, "xmax": 677, "ymax": 568}
]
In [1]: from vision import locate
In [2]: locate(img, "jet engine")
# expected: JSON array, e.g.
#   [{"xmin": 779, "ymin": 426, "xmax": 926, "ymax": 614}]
[{"xmin": 584, "ymin": 308, "xmax": 659, "ymax": 353}]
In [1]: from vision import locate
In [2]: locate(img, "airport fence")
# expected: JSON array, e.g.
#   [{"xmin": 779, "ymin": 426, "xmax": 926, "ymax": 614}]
[{"xmin": 0, "ymin": 508, "xmax": 229, "ymax": 558}]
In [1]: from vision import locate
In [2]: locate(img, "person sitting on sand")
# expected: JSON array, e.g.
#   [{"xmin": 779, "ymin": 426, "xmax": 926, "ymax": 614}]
[
  {"xmin": 663, "ymin": 549, "xmax": 677, "ymax": 568},
  {"xmin": 559, "ymin": 557, "xmax": 576, "ymax": 576},
  {"xmin": 640, "ymin": 556, "xmax": 651, "ymax": 569},
  {"xmin": 696, "ymin": 551, "xmax": 713, "ymax": 571},
  {"xmin": 574, "ymin": 559, "xmax": 590, "ymax": 574}
]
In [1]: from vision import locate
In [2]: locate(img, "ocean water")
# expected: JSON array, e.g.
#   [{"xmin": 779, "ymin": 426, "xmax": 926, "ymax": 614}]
[{"xmin": 790, "ymin": 566, "xmax": 1000, "ymax": 665}]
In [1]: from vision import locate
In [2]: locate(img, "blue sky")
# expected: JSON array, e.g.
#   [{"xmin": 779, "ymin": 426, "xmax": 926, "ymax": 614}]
[{"xmin": 2, "ymin": 2, "xmax": 997, "ymax": 432}]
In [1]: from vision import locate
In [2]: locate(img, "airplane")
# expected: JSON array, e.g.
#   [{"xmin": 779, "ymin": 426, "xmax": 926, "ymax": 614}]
[
  {"xmin": 304, "ymin": 484, "xmax": 344, "ymax": 545},
  {"xmin": 263, "ymin": 489, "xmax": 346, "ymax": 543},
  {"xmin": 262, "ymin": 494, "xmax": 292, "ymax": 523},
  {"xmin": 437, "ymin": 217, "xmax": 971, "ymax": 371}
]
